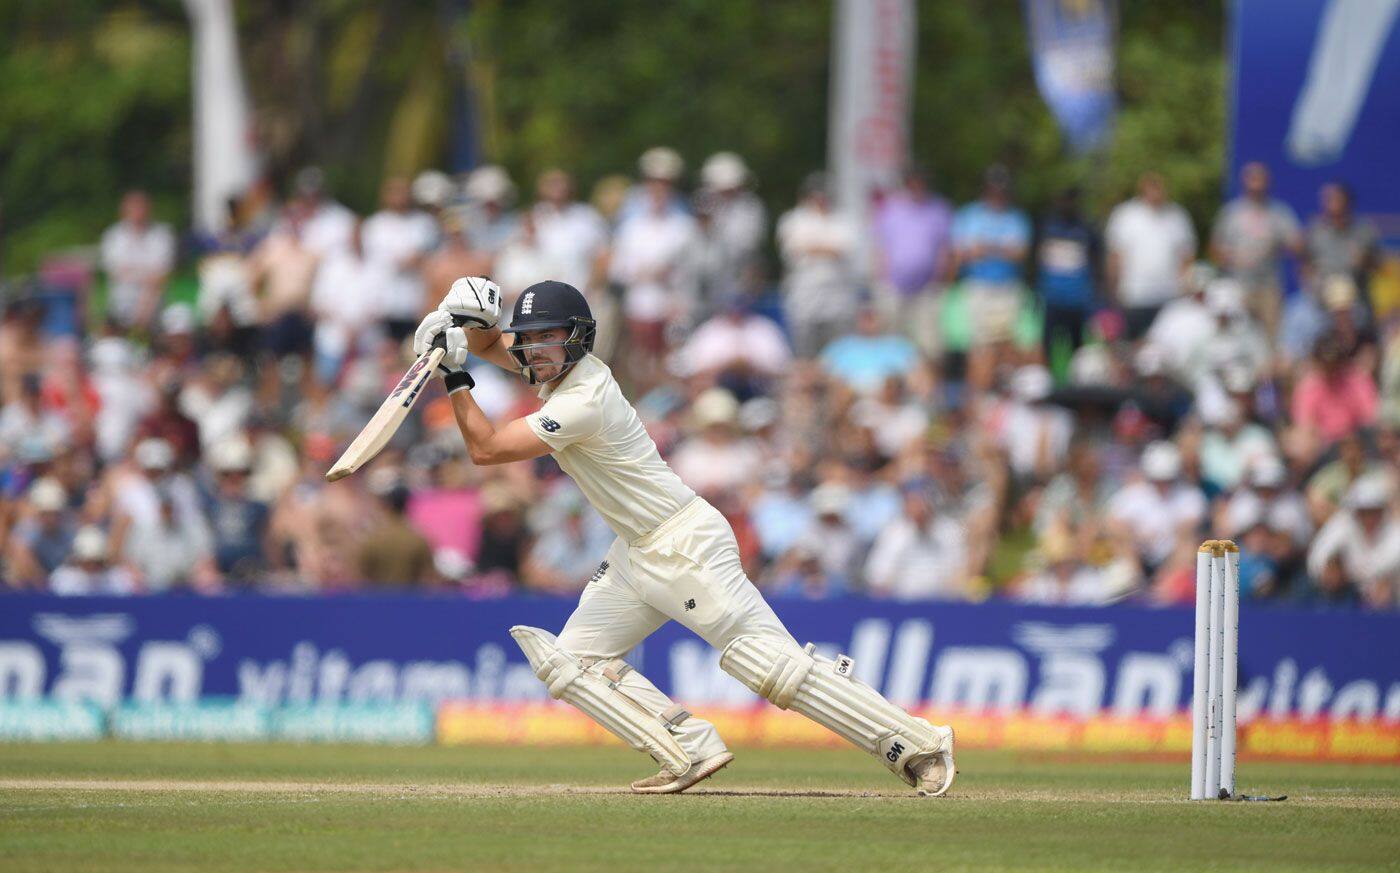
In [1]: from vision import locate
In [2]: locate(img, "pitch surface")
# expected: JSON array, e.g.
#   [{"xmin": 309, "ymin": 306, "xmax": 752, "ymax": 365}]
[{"xmin": 2, "ymin": 743, "xmax": 1397, "ymax": 871}]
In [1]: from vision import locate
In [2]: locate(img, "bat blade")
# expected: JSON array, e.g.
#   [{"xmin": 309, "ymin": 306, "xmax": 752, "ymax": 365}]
[{"xmin": 324, "ymin": 346, "xmax": 446, "ymax": 482}]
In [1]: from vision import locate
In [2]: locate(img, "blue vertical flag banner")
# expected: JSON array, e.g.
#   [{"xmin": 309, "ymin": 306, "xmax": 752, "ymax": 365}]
[
  {"xmin": 1025, "ymin": 0, "xmax": 1118, "ymax": 153},
  {"xmin": 1230, "ymin": 0, "xmax": 1400, "ymax": 242}
]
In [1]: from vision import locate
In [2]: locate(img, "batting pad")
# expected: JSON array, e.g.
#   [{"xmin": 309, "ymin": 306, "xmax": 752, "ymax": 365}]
[
  {"xmin": 510, "ymin": 626, "xmax": 692, "ymax": 774},
  {"xmin": 721, "ymin": 635, "xmax": 948, "ymax": 785}
]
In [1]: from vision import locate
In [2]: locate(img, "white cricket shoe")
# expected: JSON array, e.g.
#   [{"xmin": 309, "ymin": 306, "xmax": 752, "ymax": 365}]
[
  {"xmin": 630, "ymin": 751, "xmax": 734, "ymax": 794},
  {"xmin": 909, "ymin": 726, "xmax": 956, "ymax": 797}
]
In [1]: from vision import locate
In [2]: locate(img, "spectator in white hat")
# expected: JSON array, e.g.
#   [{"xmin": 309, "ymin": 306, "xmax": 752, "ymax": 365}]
[
  {"xmin": 49, "ymin": 527, "xmax": 138, "ymax": 596},
  {"xmin": 1107, "ymin": 441, "xmax": 1206, "ymax": 576},
  {"xmin": 670, "ymin": 388, "xmax": 763, "ymax": 498},
  {"xmin": 1146, "ymin": 262, "xmax": 1216, "ymax": 380},
  {"xmin": 3, "ymin": 478, "xmax": 76, "ymax": 586},
  {"xmin": 998, "ymin": 365, "xmax": 1073, "ymax": 484},
  {"xmin": 109, "ymin": 437, "xmax": 213, "ymax": 588},
  {"xmin": 796, "ymin": 482, "xmax": 862, "ymax": 589},
  {"xmin": 1198, "ymin": 399, "xmax": 1278, "ymax": 492},
  {"xmin": 1222, "ymin": 455, "xmax": 1312, "ymax": 550},
  {"xmin": 458, "ymin": 164, "xmax": 520, "ymax": 257},
  {"xmin": 695, "ymin": 152, "xmax": 767, "ymax": 298},
  {"xmin": 610, "ymin": 150, "xmax": 702, "ymax": 372},
  {"xmin": 1307, "ymin": 473, "xmax": 1400, "ymax": 607},
  {"xmin": 202, "ymin": 435, "xmax": 272, "ymax": 584},
  {"xmin": 778, "ymin": 172, "xmax": 859, "ymax": 358}
]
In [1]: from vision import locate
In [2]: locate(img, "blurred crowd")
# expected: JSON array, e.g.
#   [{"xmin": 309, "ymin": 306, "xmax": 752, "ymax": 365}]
[{"xmin": 3, "ymin": 149, "xmax": 1399, "ymax": 609}]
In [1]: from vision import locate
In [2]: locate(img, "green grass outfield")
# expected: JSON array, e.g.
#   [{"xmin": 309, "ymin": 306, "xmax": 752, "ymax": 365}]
[{"xmin": 2, "ymin": 742, "xmax": 1397, "ymax": 872}]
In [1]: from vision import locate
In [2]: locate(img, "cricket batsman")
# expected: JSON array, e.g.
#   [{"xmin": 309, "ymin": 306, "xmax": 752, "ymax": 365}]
[{"xmin": 414, "ymin": 276, "xmax": 956, "ymax": 795}]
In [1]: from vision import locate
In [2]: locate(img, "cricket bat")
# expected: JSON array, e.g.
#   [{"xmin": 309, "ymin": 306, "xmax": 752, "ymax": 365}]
[{"xmin": 325, "ymin": 336, "xmax": 445, "ymax": 482}]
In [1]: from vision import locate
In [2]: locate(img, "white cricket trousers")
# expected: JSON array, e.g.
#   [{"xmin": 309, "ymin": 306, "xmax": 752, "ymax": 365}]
[{"xmin": 556, "ymin": 497, "xmax": 795, "ymax": 761}]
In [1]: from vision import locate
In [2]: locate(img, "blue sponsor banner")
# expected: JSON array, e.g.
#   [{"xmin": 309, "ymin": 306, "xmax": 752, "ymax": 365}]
[
  {"xmin": 0, "ymin": 594, "xmax": 1397, "ymax": 723},
  {"xmin": 1230, "ymin": 0, "xmax": 1400, "ymax": 241},
  {"xmin": 1025, "ymin": 0, "xmax": 1118, "ymax": 153}
]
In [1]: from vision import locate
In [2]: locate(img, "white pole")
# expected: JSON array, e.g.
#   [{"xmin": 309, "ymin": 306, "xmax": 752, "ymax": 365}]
[
  {"xmin": 1220, "ymin": 542, "xmax": 1241, "ymax": 799},
  {"xmin": 1190, "ymin": 542, "xmax": 1214, "ymax": 800},
  {"xmin": 1204, "ymin": 546, "xmax": 1225, "ymax": 799}
]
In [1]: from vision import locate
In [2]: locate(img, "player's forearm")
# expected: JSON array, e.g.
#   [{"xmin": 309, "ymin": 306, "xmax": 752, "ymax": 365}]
[
  {"xmin": 448, "ymin": 388, "xmax": 501, "ymax": 463},
  {"xmin": 448, "ymin": 389, "xmax": 551, "ymax": 465}
]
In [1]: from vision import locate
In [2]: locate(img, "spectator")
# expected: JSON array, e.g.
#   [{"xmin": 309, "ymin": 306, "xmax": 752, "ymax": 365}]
[
  {"xmin": 100, "ymin": 190, "xmax": 176, "ymax": 332},
  {"xmin": 286, "ymin": 167, "xmax": 357, "ymax": 258},
  {"xmin": 363, "ymin": 176, "xmax": 438, "ymax": 339},
  {"xmin": 1104, "ymin": 172, "xmax": 1197, "ymax": 338},
  {"xmin": 1210, "ymin": 162, "xmax": 1303, "ymax": 337},
  {"xmin": 309, "ymin": 220, "xmax": 384, "ymax": 386},
  {"xmin": 1035, "ymin": 186, "xmax": 1099, "ymax": 360},
  {"xmin": 672, "ymin": 296, "xmax": 791, "ymax": 394},
  {"xmin": 473, "ymin": 482, "xmax": 529, "ymax": 593},
  {"xmin": 0, "ymin": 374, "xmax": 72, "ymax": 465},
  {"xmin": 1306, "ymin": 432, "xmax": 1386, "ymax": 525},
  {"xmin": 4, "ymin": 478, "xmax": 77, "ymax": 587},
  {"xmin": 1107, "ymin": 441, "xmax": 1206, "ymax": 577},
  {"xmin": 765, "ymin": 540, "xmax": 845, "ymax": 599},
  {"xmin": 1198, "ymin": 400, "xmax": 1278, "ymax": 492},
  {"xmin": 1307, "ymin": 474, "xmax": 1400, "ymax": 608},
  {"xmin": 494, "ymin": 212, "xmax": 560, "ymax": 301},
  {"xmin": 532, "ymin": 168, "xmax": 609, "ymax": 294},
  {"xmin": 1147, "ymin": 263, "xmax": 1217, "ymax": 380},
  {"xmin": 871, "ymin": 165, "xmax": 952, "ymax": 350},
  {"xmin": 1304, "ymin": 181, "xmax": 1379, "ymax": 292},
  {"xmin": 949, "ymin": 166, "xmax": 1032, "ymax": 388},
  {"xmin": 798, "ymin": 483, "xmax": 862, "ymax": 590},
  {"xmin": 1014, "ymin": 532, "xmax": 1110, "ymax": 606},
  {"xmin": 997, "ymin": 365, "xmax": 1074, "ymax": 485},
  {"xmin": 520, "ymin": 486, "xmax": 613, "ymax": 594},
  {"xmin": 110, "ymin": 438, "xmax": 217, "ymax": 591},
  {"xmin": 48, "ymin": 526, "xmax": 138, "ymax": 596},
  {"xmin": 695, "ymin": 152, "xmax": 768, "ymax": 300},
  {"xmin": 611, "ymin": 152, "xmax": 701, "ymax": 374},
  {"xmin": 1196, "ymin": 279, "xmax": 1272, "ymax": 387},
  {"xmin": 89, "ymin": 335, "xmax": 154, "ymax": 463},
  {"xmin": 354, "ymin": 469, "xmax": 436, "ymax": 586},
  {"xmin": 1290, "ymin": 332, "xmax": 1378, "ymax": 453},
  {"xmin": 617, "ymin": 147, "xmax": 691, "ymax": 222},
  {"xmin": 247, "ymin": 209, "xmax": 318, "ymax": 382},
  {"xmin": 136, "ymin": 372, "xmax": 201, "ymax": 468},
  {"xmin": 819, "ymin": 307, "xmax": 919, "ymax": 395},
  {"xmin": 459, "ymin": 165, "xmax": 520, "ymax": 258},
  {"xmin": 671, "ymin": 389, "xmax": 764, "ymax": 499},
  {"xmin": 1034, "ymin": 442, "xmax": 1112, "ymax": 553},
  {"xmin": 203, "ymin": 436, "xmax": 271, "ymax": 584},
  {"xmin": 1224, "ymin": 455, "xmax": 1313, "ymax": 551},
  {"xmin": 422, "ymin": 215, "xmax": 493, "ymax": 302},
  {"xmin": 864, "ymin": 480, "xmax": 968, "ymax": 601},
  {"xmin": 776, "ymin": 172, "xmax": 859, "ymax": 358}
]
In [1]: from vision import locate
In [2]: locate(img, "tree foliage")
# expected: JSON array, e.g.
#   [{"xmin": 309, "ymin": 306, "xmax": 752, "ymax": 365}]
[{"xmin": 0, "ymin": 0, "xmax": 1225, "ymax": 277}]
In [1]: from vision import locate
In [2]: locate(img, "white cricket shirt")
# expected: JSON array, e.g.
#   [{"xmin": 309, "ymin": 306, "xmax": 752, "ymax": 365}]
[{"xmin": 525, "ymin": 354, "xmax": 696, "ymax": 544}]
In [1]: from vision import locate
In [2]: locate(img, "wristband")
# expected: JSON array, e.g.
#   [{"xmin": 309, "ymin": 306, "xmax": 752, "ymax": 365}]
[{"xmin": 443, "ymin": 369, "xmax": 476, "ymax": 395}]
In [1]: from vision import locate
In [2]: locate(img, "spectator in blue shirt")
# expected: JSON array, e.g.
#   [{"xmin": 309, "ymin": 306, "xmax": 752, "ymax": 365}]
[
  {"xmin": 820, "ymin": 306, "xmax": 920, "ymax": 394},
  {"xmin": 1035, "ymin": 186, "xmax": 1099, "ymax": 364},
  {"xmin": 950, "ymin": 165, "xmax": 1032, "ymax": 390},
  {"xmin": 951, "ymin": 165, "xmax": 1031, "ymax": 285}
]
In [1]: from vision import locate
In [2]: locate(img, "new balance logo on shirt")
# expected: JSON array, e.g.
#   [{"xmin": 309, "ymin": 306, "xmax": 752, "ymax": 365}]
[{"xmin": 539, "ymin": 416, "xmax": 561, "ymax": 432}]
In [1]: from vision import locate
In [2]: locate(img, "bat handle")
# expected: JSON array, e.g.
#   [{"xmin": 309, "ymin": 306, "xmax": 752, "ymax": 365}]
[{"xmin": 432, "ymin": 332, "xmax": 447, "ymax": 350}]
